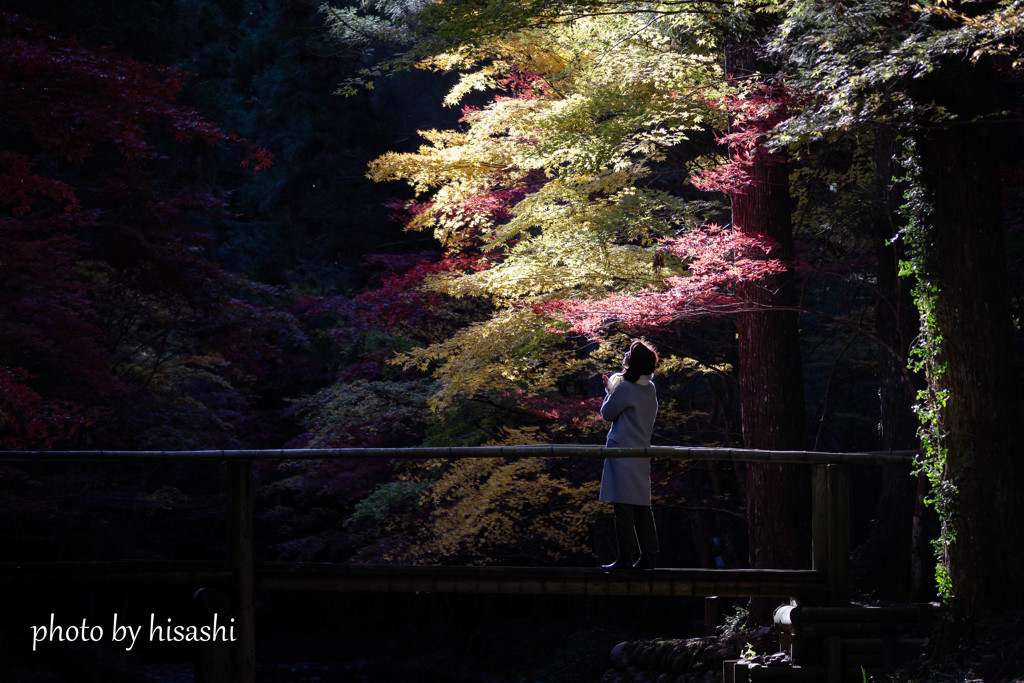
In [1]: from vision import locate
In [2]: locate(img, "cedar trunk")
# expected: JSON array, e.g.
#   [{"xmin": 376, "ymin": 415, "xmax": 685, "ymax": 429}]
[
  {"xmin": 916, "ymin": 118, "xmax": 1024, "ymax": 617},
  {"xmin": 726, "ymin": 41, "xmax": 811, "ymax": 624},
  {"xmin": 733, "ymin": 155, "xmax": 810, "ymax": 573}
]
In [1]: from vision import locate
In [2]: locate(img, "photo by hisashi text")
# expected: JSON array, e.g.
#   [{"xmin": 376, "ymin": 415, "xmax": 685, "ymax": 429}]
[{"xmin": 31, "ymin": 613, "xmax": 236, "ymax": 652}]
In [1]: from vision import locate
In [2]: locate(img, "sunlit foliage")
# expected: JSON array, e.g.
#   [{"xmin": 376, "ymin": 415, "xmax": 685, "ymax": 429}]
[
  {"xmin": 372, "ymin": 457, "xmax": 605, "ymax": 565},
  {"xmin": 361, "ymin": 10, "xmax": 769, "ymax": 414}
]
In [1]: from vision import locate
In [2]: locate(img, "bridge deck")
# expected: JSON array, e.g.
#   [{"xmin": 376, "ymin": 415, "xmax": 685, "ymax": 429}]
[{"xmin": 0, "ymin": 561, "xmax": 827, "ymax": 599}]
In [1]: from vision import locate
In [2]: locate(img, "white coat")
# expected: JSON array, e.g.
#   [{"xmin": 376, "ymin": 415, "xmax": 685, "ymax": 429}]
[{"xmin": 598, "ymin": 376, "xmax": 658, "ymax": 506}]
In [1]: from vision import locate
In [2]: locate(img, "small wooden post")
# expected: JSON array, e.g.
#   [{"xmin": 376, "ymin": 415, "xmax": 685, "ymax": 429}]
[
  {"xmin": 228, "ymin": 459, "xmax": 256, "ymax": 683},
  {"xmin": 193, "ymin": 587, "xmax": 233, "ymax": 683},
  {"xmin": 811, "ymin": 464, "xmax": 829, "ymax": 581},
  {"xmin": 826, "ymin": 465, "xmax": 850, "ymax": 607},
  {"xmin": 704, "ymin": 596, "xmax": 720, "ymax": 637},
  {"xmin": 825, "ymin": 636, "xmax": 843, "ymax": 683}
]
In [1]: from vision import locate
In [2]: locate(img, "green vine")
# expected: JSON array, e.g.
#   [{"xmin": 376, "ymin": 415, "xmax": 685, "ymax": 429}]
[{"xmin": 894, "ymin": 136, "xmax": 956, "ymax": 601}]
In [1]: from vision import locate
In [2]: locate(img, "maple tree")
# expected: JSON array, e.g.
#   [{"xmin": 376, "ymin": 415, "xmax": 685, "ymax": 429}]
[
  {"xmin": 363, "ymin": 16, "xmax": 773, "ymax": 400},
  {"xmin": 320, "ymin": 1, "xmax": 826, "ymax": 577},
  {"xmin": 323, "ymin": 4, "xmax": 810, "ymax": 575},
  {"xmin": 0, "ymin": 11, "xmax": 303, "ymax": 449},
  {"xmin": 280, "ymin": 45, "xmax": 747, "ymax": 554}
]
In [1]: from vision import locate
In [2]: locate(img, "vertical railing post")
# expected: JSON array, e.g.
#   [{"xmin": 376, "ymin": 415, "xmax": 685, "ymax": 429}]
[
  {"xmin": 811, "ymin": 464, "xmax": 829, "ymax": 582},
  {"xmin": 826, "ymin": 464, "xmax": 850, "ymax": 607},
  {"xmin": 228, "ymin": 459, "xmax": 256, "ymax": 683},
  {"xmin": 810, "ymin": 464, "xmax": 852, "ymax": 683},
  {"xmin": 811, "ymin": 464, "xmax": 851, "ymax": 606}
]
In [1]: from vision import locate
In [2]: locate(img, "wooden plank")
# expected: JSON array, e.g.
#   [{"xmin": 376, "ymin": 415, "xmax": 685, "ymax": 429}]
[
  {"xmin": 0, "ymin": 561, "xmax": 829, "ymax": 600},
  {"xmin": 778, "ymin": 605, "xmax": 933, "ymax": 624},
  {"xmin": 252, "ymin": 565, "xmax": 829, "ymax": 600}
]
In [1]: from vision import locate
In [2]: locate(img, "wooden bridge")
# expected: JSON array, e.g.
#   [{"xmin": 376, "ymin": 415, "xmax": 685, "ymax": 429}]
[{"xmin": 0, "ymin": 445, "xmax": 919, "ymax": 683}]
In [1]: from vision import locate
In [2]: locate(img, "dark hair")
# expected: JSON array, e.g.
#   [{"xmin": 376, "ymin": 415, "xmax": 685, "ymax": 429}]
[{"xmin": 623, "ymin": 339, "xmax": 659, "ymax": 381}]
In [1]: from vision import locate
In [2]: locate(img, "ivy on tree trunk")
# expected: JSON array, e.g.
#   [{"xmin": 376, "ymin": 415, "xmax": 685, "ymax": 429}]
[{"xmin": 916, "ymin": 115, "xmax": 1024, "ymax": 617}]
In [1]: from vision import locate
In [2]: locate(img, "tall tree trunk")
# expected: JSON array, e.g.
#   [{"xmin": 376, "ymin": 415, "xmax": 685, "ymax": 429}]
[
  {"xmin": 734, "ymin": 154, "xmax": 811, "ymax": 610},
  {"xmin": 916, "ymin": 117, "xmax": 1024, "ymax": 617},
  {"xmin": 726, "ymin": 42, "xmax": 810, "ymax": 623}
]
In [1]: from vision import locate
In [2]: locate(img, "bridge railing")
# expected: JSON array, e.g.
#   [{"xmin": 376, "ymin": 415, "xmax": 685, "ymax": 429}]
[{"xmin": 0, "ymin": 445, "xmax": 917, "ymax": 682}]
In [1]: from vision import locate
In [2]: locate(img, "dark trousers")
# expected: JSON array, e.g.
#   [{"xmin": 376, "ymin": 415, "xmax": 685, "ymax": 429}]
[{"xmin": 612, "ymin": 503, "xmax": 659, "ymax": 559}]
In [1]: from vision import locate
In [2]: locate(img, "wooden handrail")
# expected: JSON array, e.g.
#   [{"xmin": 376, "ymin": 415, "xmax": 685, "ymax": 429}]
[{"xmin": 0, "ymin": 444, "xmax": 917, "ymax": 465}]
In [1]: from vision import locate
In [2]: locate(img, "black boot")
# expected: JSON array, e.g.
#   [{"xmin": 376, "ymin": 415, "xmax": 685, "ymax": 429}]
[
  {"xmin": 602, "ymin": 557, "xmax": 633, "ymax": 572},
  {"xmin": 632, "ymin": 553, "xmax": 657, "ymax": 571}
]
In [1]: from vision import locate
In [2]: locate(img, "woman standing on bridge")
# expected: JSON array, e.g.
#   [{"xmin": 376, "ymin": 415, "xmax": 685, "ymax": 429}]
[{"xmin": 599, "ymin": 339, "xmax": 660, "ymax": 571}]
